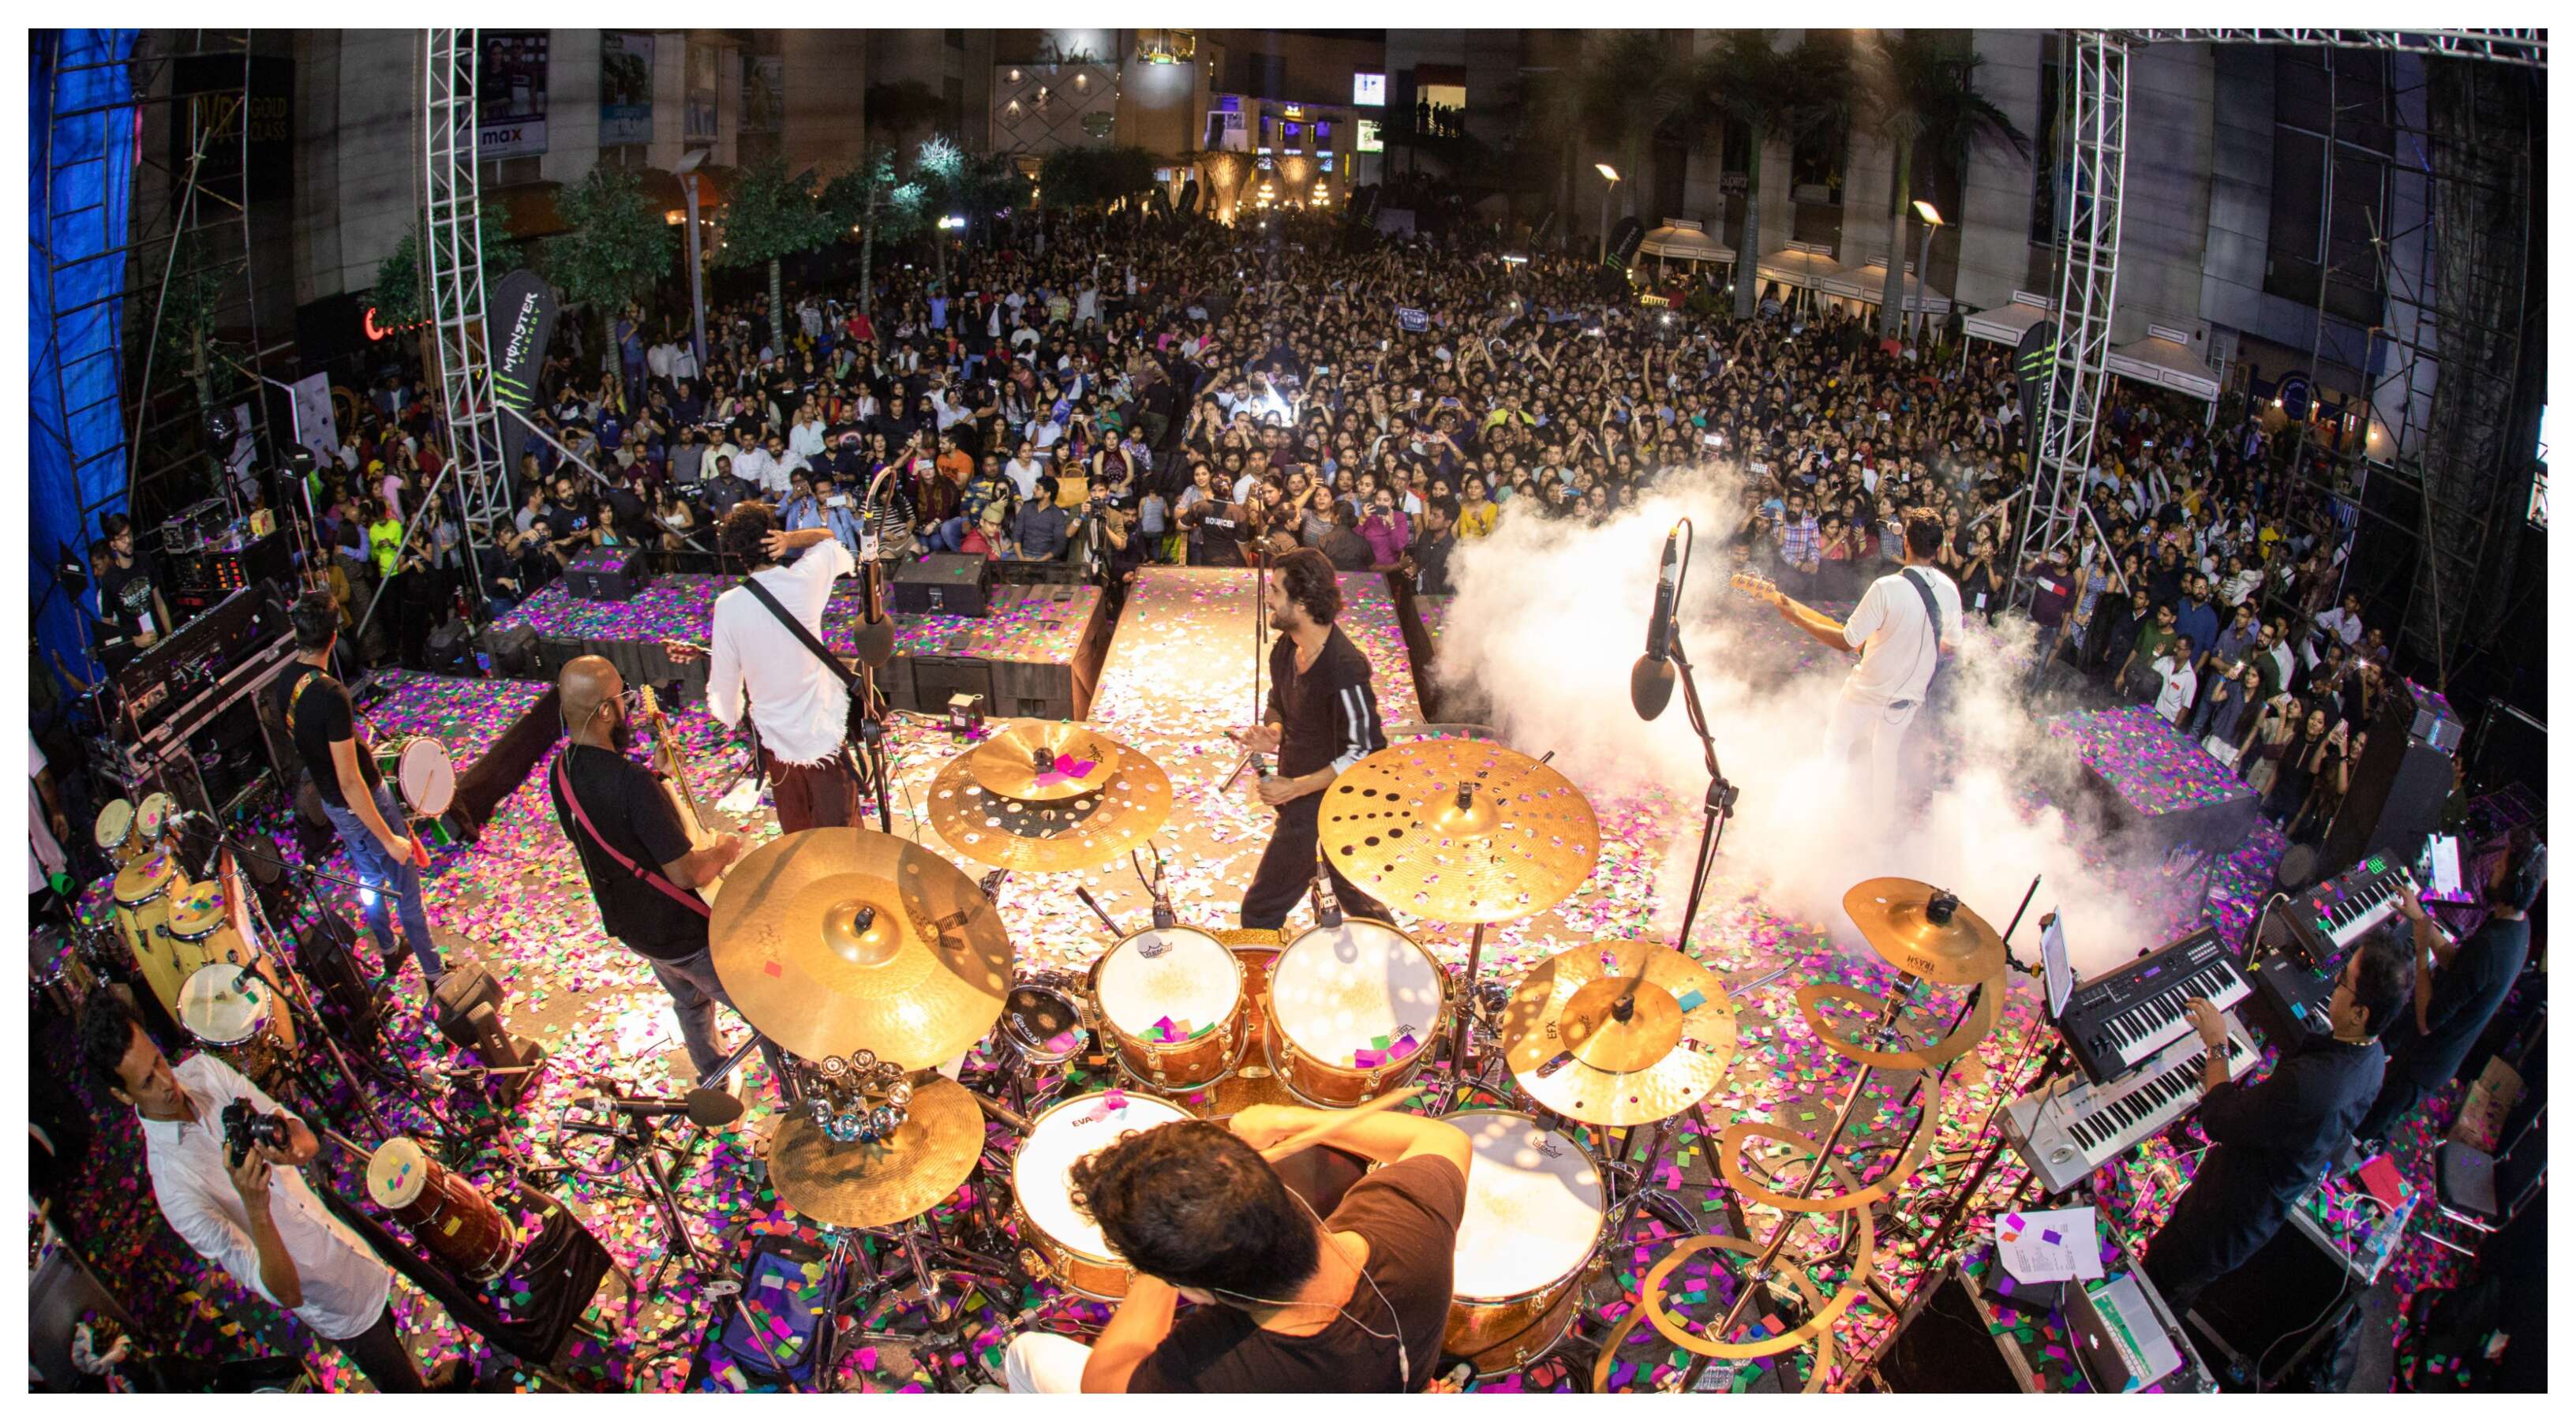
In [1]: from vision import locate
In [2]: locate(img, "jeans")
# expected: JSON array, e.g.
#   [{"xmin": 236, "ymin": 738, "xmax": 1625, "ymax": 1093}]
[
  {"xmin": 923, "ymin": 516, "xmax": 970, "ymax": 552},
  {"xmin": 329, "ymin": 1301, "xmax": 427, "ymax": 1393},
  {"xmin": 321, "ymin": 783, "xmax": 443, "ymax": 984},
  {"xmin": 642, "ymin": 941, "xmax": 788, "ymax": 1088}
]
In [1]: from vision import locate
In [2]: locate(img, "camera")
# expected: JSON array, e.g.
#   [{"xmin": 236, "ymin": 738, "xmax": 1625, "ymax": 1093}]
[{"xmin": 220, "ymin": 1098, "xmax": 292, "ymax": 1167}]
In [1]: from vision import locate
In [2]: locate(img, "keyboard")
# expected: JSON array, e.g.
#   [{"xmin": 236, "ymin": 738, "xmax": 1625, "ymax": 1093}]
[
  {"xmin": 2288, "ymin": 853, "xmax": 2409, "ymax": 970},
  {"xmin": 2003, "ymin": 1017, "xmax": 2258, "ymax": 1194},
  {"xmin": 2056, "ymin": 928, "xmax": 2251, "ymax": 1085}
]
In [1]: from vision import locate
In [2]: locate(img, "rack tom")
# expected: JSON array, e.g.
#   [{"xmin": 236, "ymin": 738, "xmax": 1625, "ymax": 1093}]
[{"xmin": 1091, "ymin": 926, "xmax": 1247, "ymax": 1091}]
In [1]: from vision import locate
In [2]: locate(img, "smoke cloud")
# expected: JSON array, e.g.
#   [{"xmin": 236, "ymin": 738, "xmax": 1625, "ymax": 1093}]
[{"xmin": 1437, "ymin": 467, "xmax": 2185, "ymax": 976}]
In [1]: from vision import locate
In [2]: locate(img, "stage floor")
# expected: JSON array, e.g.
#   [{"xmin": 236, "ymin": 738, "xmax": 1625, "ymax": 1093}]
[{"xmin": 40, "ymin": 574, "xmax": 2480, "ymax": 1394}]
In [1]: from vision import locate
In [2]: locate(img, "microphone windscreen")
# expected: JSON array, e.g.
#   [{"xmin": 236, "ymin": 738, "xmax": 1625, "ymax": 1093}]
[
  {"xmin": 686, "ymin": 1087, "xmax": 746, "ymax": 1128},
  {"xmin": 851, "ymin": 614, "xmax": 897, "ymax": 669},
  {"xmin": 1630, "ymin": 655, "xmax": 1676, "ymax": 721}
]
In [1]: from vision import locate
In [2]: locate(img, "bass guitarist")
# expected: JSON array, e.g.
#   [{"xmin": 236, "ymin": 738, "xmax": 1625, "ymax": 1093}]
[{"xmin": 703, "ymin": 506, "xmax": 869, "ymax": 833}]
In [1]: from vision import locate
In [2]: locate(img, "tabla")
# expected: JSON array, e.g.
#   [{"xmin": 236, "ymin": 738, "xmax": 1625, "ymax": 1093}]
[
  {"xmin": 1091, "ymin": 926, "xmax": 1248, "ymax": 1091},
  {"xmin": 366, "ymin": 1137, "xmax": 521, "ymax": 1280},
  {"xmin": 1265, "ymin": 920, "xmax": 1447, "ymax": 1107},
  {"xmin": 1011, "ymin": 1090, "xmax": 1192, "ymax": 1300},
  {"xmin": 376, "ymin": 736, "xmax": 456, "ymax": 818},
  {"xmin": 93, "ymin": 799, "xmax": 142, "ymax": 866},
  {"xmin": 1441, "ymin": 1111, "xmax": 1607, "ymax": 1375},
  {"xmin": 178, "ymin": 963, "xmax": 290, "ymax": 1084},
  {"xmin": 135, "ymin": 792, "xmax": 178, "ymax": 851}
]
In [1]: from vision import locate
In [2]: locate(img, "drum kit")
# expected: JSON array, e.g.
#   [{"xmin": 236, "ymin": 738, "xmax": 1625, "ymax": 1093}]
[{"xmin": 646, "ymin": 718, "xmax": 2020, "ymax": 1389}]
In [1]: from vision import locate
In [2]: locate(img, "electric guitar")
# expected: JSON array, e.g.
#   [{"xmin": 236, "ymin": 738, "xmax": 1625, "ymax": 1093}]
[
  {"xmin": 638, "ymin": 687, "xmax": 724, "ymax": 906},
  {"xmin": 1731, "ymin": 570, "xmax": 1791, "ymax": 608}
]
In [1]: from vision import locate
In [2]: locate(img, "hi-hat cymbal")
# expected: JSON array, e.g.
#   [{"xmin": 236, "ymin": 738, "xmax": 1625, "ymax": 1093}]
[
  {"xmin": 1316, "ymin": 741, "xmax": 1598, "ymax": 922},
  {"xmin": 926, "ymin": 732, "xmax": 1171, "ymax": 872},
  {"xmin": 764, "ymin": 1076, "xmax": 983, "ymax": 1229},
  {"xmin": 1502, "ymin": 939, "xmax": 1737, "ymax": 1126},
  {"xmin": 1840, "ymin": 878, "xmax": 2007, "ymax": 986},
  {"xmin": 964, "ymin": 720, "xmax": 1123, "ymax": 802},
  {"xmin": 710, "ymin": 829, "xmax": 1013, "ymax": 1068}
]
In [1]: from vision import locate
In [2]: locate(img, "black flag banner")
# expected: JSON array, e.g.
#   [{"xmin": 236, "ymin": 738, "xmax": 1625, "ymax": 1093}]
[
  {"xmin": 2013, "ymin": 319, "xmax": 2060, "ymax": 440},
  {"xmin": 487, "ymin": 268, "xmax": 557, "ymax": 474}
]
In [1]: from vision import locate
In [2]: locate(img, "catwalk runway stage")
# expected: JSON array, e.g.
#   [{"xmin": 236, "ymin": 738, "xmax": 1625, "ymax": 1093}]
[{"xmin": 39, "ymin": 567, "xmax": 2479, "ymax": 1393}]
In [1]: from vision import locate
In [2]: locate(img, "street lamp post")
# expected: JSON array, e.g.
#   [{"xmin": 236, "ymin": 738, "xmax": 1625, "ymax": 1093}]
[
  {"xmin": 678, "ymin": 148, "xmax": 710, "ymax": 372},
  {"xmin": 1596, "ymin": 163, "xmax": 1622, "ymax": 264},
  {"xmin": 1911, "ymin": 199, "xmax": 1943, "ymax": 346}
]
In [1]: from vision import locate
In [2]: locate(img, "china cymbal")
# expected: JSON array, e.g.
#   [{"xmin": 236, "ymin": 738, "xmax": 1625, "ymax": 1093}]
[
  {"xmin": 710, "ymin": 829, "xmax": 1013, "ymax": 1068},
  {"xmin": 1316, "ymin": 741, "xmax": 1599, "ymax": 923},
  {"xmin": 963, "ymin": 720, "xmax": 1123, "ymax": 802},
  {"xmin": 926, "ymin": 732, "xmax": 1172, "ymax": 872},
  {"xmin": 1840, "ymin": 878, "xmax": 2006, "ymax": 986},
  {"xmin": 1502, "ymin": 939, "xmax": 1737, "ymax": 1127},
  {"xmin": 764, "ymin": 1076, "xmax": 983, "ymax": 1229}
]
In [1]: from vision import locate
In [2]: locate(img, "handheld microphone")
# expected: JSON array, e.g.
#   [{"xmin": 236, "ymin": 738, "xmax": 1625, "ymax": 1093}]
[
  {"xmin": 1312, "ymin": 847, "xmax": 1344, "ymax": 929},
  {"xmin": 1629, "ymin": 522, "xmax": 1683, "ymax": 721},
  {"xmin": 584, "ymin": 1086, "xmax": 744, "ymax": 1128}
]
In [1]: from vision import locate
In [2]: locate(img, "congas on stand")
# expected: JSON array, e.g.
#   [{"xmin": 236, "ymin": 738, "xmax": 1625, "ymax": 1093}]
[
  {"xmin": 1440, "ymin": 1111, "xmax": 1608, "ymax": 1375},
  {"xmin": 92, "ymin": 799, "xmax": 141, "ymax": 866},
  {"xmin": 134, "ymin": 792, "xmax": 178, "ymax": 854},
  {"xmin": 1011, "ymin": 1090, "xmax": 1193, "ymax": 1300},
  {"xmin": 1091, "ymin": 926, "xmax": 1248, "ymax": 1091},
  {"xmin": 177, "ymin": 963, "xmax": 290, "ymax": 1086},
  {"xmin": 1265, "ymin": 919, "xmax": 1447, "ymax": 1107},
  {"xmin": 113, "ymin": 849, "xmax": 190, "ymax": 1020},
  {"xmin": 365, "ymin": 1137, "xmax": 521, "ymax": 1280}
]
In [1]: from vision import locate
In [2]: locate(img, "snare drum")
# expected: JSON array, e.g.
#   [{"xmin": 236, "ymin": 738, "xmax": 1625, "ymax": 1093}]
[
  {"xmin": 134, "ymin": 792, "xmax": 177, "ymax": 851},
  {"xmin": 1265, "ymin": 919, "xmax": 1447, "ymax": 1106},
  {"xmin": 367, "ymin": 1137, "xmax": 521, "ymax": 1280},
  {"xmin": 92, "ymin": 799, "xmax": 140, "ymax": 865},
  {"xmin": 376, "ymin": 735, "xmax": 456, "ymax": 818},
  {"xmin": 1441, "ymin": 1111, "xmax": 1608, "ymax": 1375},
  {"xmin": 1012, "ymin": 1090, "xmax": 1193, "ymax": 1300},
  {"xmin": 178, "ymin": 962, "xmax": 290, "ymax": 1085},
  {"xmin": 1092, "ymin": 927, "xmax": 1248, "ymax": 1091}
]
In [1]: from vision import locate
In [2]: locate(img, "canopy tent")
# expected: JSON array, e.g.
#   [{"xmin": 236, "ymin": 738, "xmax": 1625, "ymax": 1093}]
[
  {"xmin": 1753, "ymin": 241, "xmax": 1840, "ymax": 291},
  {"xmin": 1639, "ymin": 219, "xmax": 1735, "ymax": 266},
  {"xmin": 1963, "ymin": 290, "xmax": 2055, "ymax": 346},
  {"xmin": 2106, "ymin": 324, "xmax": 2221, "ymax": 405},
  {"xmin": 1815, "ymin": 256, "xmax": 1951, "ymax": 315}
]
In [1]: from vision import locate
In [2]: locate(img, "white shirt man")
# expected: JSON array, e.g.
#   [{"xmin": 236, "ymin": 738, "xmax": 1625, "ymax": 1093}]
[
  {"xmin": 670, "ymin": 342, "xmax": 699, "ymax": 382},
  {"xmin": 789, "ymin": 416, "xmax": 829, "ymax": 463},
  {"xmin": 2318, "ymin": 602, "xmax": 2364, "ymax": 647},
  {"xmin": 708, "ymin": 531, "xmax": 856, "ymax": 770},
  {"xmin": 2152, "ymin": 648, "xmax": 2200, "ymax": 726},
  {"xmin": 1003, "ymin": 450, "xmax": 1046, "ymax": 502},
  {"xmin": 1768, "ymin": 532, "xmax": 1963, "ymax": 808},
  {"xmin": 647, "ymin": 340, "xmax": 678, "ymax": 381},
  {"xmin": 731, "ymin": 441, "xmax": 778, "ymax": 495}
]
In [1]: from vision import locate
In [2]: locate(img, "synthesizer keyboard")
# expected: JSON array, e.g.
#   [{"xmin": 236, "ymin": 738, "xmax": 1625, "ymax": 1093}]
[
  {"xmin": 2287, "ymin": 853, "xmax": 2410, "ymax": 970},
  {"xmin": 2057, "ymin": 928, "xmax": 2251, "ymax": 1085},
  {"xmin": 2003, "ymin": 1018, "xmax": 2259, "ymax": 1195}
]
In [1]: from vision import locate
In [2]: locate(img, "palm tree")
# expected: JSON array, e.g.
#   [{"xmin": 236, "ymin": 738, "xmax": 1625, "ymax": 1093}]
[
  {"xmin": 1568, "ymin": 31, "xmax": 1701, "ymax": 227},
  {"xmin": 1702, "ymin": 32, "xmax": 1853, "ymax": 319},
  {"xmin": 1859, "ymin": 32, "xmax": 2028, "ymax": 339}
]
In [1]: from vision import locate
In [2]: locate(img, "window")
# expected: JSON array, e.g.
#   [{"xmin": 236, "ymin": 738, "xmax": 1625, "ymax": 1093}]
[
  {"xmin": 2263, "ymin": 47, "xmax": 2392, "ymax": 326},
  {"xmin": 1353, "ymin": 72, "xmax": 1386, "ymax": 107},
  {"xmin": 1320, "ymin": 152, "xmax": 1334, "ymax": 173},
  {"xmin": 1356, "ymin": 118, "xmax": 1383, "ymax": 153},
  {"xmin": 1315, "ymin": 120, "xmax": 1332, "ymax": 147},
  {"xmin": 1283, "ymin": 121, "xmax": 1302, "ymax": 153}
]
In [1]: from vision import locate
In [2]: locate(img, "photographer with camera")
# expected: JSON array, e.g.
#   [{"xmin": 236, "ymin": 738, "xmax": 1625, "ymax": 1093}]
[{"xmin": 78, "ymin": 994, "xmax": 449, "ymax": 1391}]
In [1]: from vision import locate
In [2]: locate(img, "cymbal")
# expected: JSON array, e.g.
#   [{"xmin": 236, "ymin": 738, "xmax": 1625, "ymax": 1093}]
[
  {"xmin": 1502, "ymin": 939, "xmax": 1737, "ymax": 1126},
  {"xmin": 764, "ymin": 1076, "xmax": 983, "ymax": 1229},
  {"xmin": 926, "ymin": 732, "xmax": 1172, "ymax": 872},
  {"xmin": 963, "ymin": 720, "xmax": 1123, "ymax": 802},
  {"xmin": 1316, "ymin": 741, "xmax": 1599, "ymax": 923},
  {"xmin": 1840, "ymin": 878, "xmax": 2007, "ymax": 986},
  {"xmin": 710, "ymin": 829, "xmax": 1013, "ymax": 1068}
]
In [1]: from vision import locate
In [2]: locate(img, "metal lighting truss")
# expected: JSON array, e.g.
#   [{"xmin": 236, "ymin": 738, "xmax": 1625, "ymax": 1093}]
[
  {"xmin": 421, "ymin": 28, "xmax": 508, "ymax": 602},
  {"xmin": 2126, "ymin": 29, "xmax": 2545, "ymax": 69}
]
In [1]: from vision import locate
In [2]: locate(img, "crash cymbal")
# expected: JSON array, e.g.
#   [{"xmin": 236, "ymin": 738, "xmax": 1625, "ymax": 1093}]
[
  {"xmin": 926, "ymin": 733, "xmax": 1172, "ymax": 872},
  {"xmin": 1502, "ymin": 939, "xmax": 1736, "ymax": 1127},
  {"xmin": 1316, "ymin": 741, "xmax": 1598, "ymax": 923},
  {"xmin": 764, "ymin": 1076, "xmax": 983, "ymax": 1229},
  {"xmin": 1840, "ymin": 878, "xmax": 2006, "ymax": 986},
  {"xmin": 710, "ymin": 829, "xmax": 1013, "ymax": 1068},
  {"xmin": 963, "ymin": 720, "xmax": 1123, "ymax": 803}
]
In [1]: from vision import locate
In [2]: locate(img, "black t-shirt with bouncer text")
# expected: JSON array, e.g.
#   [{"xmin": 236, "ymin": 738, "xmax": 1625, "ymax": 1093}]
[
  {"xmin": 1127, "ymin": 1154, "xmax": 1466, "ymax": 1394},
  {"xmin": 547, "ymin": 742, "xmax": 706, "ymax": 959},
  {"xmin": 269, "ymin": 664, "xmax": 380, "ymax": 810}
]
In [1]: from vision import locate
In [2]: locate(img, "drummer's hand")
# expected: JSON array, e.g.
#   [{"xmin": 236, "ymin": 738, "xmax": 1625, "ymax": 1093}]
[
  {"xmin": 227, "ymin": 1149, "xmax": 274, "ymax": 1212},
  {"xmin": 1228, "ymin": 724, "xmax": 1280, "ymax": 754},
  {"xmin": 710, "ymin": 832, "xmax": 747, "ymax": 870},
  {"xmin": 1226, "ymin": 1103, "xmax": 1312, "ymax": 1152}
]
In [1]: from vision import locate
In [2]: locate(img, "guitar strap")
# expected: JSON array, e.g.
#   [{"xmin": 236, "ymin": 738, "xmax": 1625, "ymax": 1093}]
[
  {"xmin": 1893, "ymin": 568, "xmax": 1945, "ymax": 713},
  {"xmin": 552, "ymin": 747, "xmax": 710, "ymax": 919}
]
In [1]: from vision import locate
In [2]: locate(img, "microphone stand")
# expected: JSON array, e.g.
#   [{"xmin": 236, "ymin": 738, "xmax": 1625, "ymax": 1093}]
[
  {"xmin": 1222, "ymin": 544, "xmax": 1271, "ymax": 791},
  {"xmin": 852, "ymin": 558, "xmax": 897, "ymax": 836}
]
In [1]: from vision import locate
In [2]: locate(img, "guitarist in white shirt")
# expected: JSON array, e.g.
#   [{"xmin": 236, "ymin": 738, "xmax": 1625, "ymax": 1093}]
[{"xmin": 1750, "ymin": 514, "xmax": 1963, "ymax": 807}]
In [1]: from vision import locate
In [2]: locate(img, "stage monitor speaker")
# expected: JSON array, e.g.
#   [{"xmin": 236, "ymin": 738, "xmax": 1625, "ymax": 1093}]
[
  {"xmin": 909, "ymin": 655, "xmax": 995, "ymax": 718},
  {"xmin": 2323, "ymin": 696, "xmax": 2456, "ymax": 879},
  {"xmin": 1859, "ymin": 1267, "xmax": 2028, "ymax": 1392},
  {"xmin": 892, "ymin": 552, "xmax": 993, "ymax": 616},
  {"xmin": 431, "ymin": 964, "xmax": 547, "ymax": 1106}
]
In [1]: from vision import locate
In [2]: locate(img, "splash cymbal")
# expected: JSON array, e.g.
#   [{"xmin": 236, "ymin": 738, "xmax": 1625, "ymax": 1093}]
[
  {"xmin": 1502, "ymin": 939, "xmax": 1737, "ymax": 1126},
  {"xmin": 763, "ymin": 1076, "xmax": 983, "ymax": 1229},
  {"xmin": 1316, "ymin": 741, "xmax": 1598, "ymax": 922},
  {"xmin": 963, "ymin": 720, "xmax": 1123, "ymax": 802},
  {"xmin": 926, "ymin": 732, "xmax": 1172, "ymax": 872},
  {"xmin": 710, "ymin": 829, "xmax": 1013, "ymax": 1068},
  {"xmin": 1840, "ymin": 878, "xmax": 2006, "ymax": 986}
]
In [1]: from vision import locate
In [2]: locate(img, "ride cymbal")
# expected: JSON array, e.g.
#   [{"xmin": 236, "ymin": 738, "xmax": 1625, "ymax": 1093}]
[
  {"xmin": 963, "ymin": 720, "xmax": 1123, "ymax": 803},
  {"xmin": 764, "ymin": 1076, "xmax": 983, "ymax": 1229},
  {"xmin": 927, "ymin": 732, "xmax": 1172, "ymax": 873},
  {"xmin": 710, "ymin": 829, "xmax": 1013, "ymax": 1068},
  {"xmin": 1840, "ymin": 878, "xmax": 2006, "ymax": 986},
  {"xmin": 1317, "ymin": 741, "xmax": 1599, "ymax": 923},
  {"xmin": 1502, "ymin": 939, "xmax": 1737, "ymax": 1127}
]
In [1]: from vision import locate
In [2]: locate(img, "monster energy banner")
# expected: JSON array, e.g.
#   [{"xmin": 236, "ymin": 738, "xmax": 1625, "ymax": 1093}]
[
  {"xmin": 2014, "ymin": 319, "xmax": 2060, "ymax": 439},
  {"xmin": 487, "ymin": 268, "xmax": 556, "ymax": 474}
]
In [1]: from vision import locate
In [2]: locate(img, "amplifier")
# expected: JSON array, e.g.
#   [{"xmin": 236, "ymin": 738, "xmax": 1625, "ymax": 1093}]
[
  {"xmin": 563, "ymin": 544, "xmax": 647, "ymax": 601},
  {"xmin": 2391, "ymin": 677, "xmax": 2464, "ymax": 754},
  {"xmin": 891, "ymin": 552, "xmax": 993, "ymax": 616}
]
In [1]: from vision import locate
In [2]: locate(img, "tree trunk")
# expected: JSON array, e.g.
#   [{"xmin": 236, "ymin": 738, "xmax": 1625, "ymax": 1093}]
[
  {"xmin": 1735, "ymin": 135, "xmax": 1764, "ymax": 320},
  {"xmin": 859, "ymin": 190, "xmax": 878, "ymax": 319},
  {"xmin": 768, "ymin": 257, "xmax": 786, "ymax": 353},
  {"xmin": 1878, "ymin": 136, "xmax": 1912, "ymax": 340}
]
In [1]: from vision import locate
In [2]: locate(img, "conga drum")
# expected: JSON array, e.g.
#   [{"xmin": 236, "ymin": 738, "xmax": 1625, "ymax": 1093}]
[
  {"xmin": 134, "ymin": 792, "xmax": 178, "ymax": 854},
  {"xmin": 366, "ymin": 1138, "xmax": 520, "ymax": 1280},
  {"xmin": 177, "ymin": 963, "xmax": 290, "ymax": 1085},
  {"xmin": 92, "ymin": 799, "xmax": 140, "ymax": 866},
  {"xmin": 113, "ymin": 849, "xmax": 192, "ymax": 1020}
]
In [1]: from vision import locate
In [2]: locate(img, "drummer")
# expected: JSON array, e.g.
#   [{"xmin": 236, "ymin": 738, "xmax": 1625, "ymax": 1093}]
[
  {"xmin": 1000, "ymin": 1103, "xmax": 1470, "ymax": 1393},
  {"xmin": 267, "ymin": 590, "xmax": 446, "ymax": 994},
  {"xmin": 77, "ymin": 994, "xmax": 451, "ymax": 1391}
]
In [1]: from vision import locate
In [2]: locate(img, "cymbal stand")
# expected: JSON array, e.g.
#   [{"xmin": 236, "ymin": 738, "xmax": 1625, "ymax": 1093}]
[
  {"xmin": 840, "ymin": 1208, "xmax": 1025, "ymax": 1393},
  {"xmin": 209, "ymin": 826, "xmax": 397, "ymax": 1141},
  {"xmin": 1602, "ymin": 1100, "xmax": 1729, "ymax": 1237}
]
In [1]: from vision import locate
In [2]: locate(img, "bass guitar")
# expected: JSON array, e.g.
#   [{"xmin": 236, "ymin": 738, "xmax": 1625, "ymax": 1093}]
[{"xmin": 638, "ymin": 686, "xmax": 725, "ymax": 906}]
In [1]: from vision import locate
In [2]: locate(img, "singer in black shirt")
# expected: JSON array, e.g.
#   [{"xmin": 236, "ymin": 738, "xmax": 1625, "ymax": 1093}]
[{"xmin": 1226, "ymin": 549, "xmax": 1392, "ymax": 930}]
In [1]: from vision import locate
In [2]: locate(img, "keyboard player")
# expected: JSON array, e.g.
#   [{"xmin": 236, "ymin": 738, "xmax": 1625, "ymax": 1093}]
[{"xmin": 2141, "ymin": 930, "xmax": 2412, "ymax": 1316}]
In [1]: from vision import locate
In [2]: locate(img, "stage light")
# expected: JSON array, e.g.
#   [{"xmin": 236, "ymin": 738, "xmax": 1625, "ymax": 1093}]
[{"xmin": 1596, "ymin": 163, "xmax": 1620, "ymax": 182}]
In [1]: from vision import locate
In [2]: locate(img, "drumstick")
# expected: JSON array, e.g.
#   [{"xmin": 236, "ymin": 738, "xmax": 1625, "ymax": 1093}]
[{"xmin": 1253, "ymin": 1084, "xmax": 1421, "ymax": 1162}]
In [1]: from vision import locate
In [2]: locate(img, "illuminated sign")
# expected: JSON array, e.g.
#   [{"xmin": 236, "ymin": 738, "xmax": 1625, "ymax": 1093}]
[
  {"xmin": 1353, "ymin": 72, "xmax": 1385, "ymax": 107},
  {"xmin": 1356, "ymin": 118, "xmax": 1383, "ymax": 153}
]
